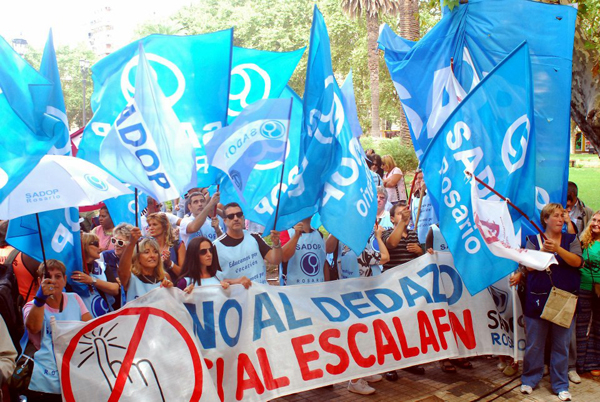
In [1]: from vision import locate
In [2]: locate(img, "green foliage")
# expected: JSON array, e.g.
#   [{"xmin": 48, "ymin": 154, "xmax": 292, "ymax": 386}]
[
  {"xmin": 442, "ymin": 0, "xmax": 460, "ymax": 12},
  {"xmin": 578, "ymin": 0, "xmax": 600, "ymax": 64},
  {"xmin": 360, "ymin": 136, "xmax": 419, "ymax": 172}
]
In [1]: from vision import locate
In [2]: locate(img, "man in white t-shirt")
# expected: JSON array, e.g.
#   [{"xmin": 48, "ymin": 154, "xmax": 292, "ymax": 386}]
[
  {"xmin": 180, "ymin": 191, "xmax": 223, "ymax": 246},
  {"xmin": 140, "ymin": 197, "xmax": 181, "ymax": 236}
]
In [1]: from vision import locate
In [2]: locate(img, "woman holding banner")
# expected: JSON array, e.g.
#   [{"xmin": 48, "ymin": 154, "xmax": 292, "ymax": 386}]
[
  {"xmin": 520, "ymin": 203, "xmax": 583, "ymax": 401},
  {"xmin": 146, "ymin": 213, "xmax": 186, "ymax": 281},
  {"xmin": 118, "ymin": 227, "xmax": 173, "ymax": 302},
  {"xmin": 179, "ymin": 236, "xmax": 251, "ymax": 292},
  {"xmin": 23, "ymin": 260, "xmax": 92, "ymax": 401},
  {"xmin": 576, "ymin": 211, "xmax": 600, "ymax": 376}
]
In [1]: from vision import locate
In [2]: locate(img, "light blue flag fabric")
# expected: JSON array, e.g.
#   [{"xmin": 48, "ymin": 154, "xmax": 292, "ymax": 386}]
[
  {"xmin": 228, "ymin": 47, "xmax": 304, "ymax": 123},
  {"xmin": 77, "ymin": 30, "xmax": 233, "ymax": 188},
  {"xmin": 0, "ymin": 36, "xmax": 63, "ymax": 203},
  {"xmin": 378, "ymin": 0, "xmax": 577, "ymax": 215},
  {"xmin": 420, "ymin": 42, "xmax": 536, "ymax": 295},
  {"xmin": 217, "ymin": 86, "xmax": 303, "ymax": 228},
  {"xmin": 99, "ymin": 44, "xmax": 197, "ymax": 203},
  {"xmin": 204, "ymin": 98, "xmax": 293, "ymax": 202},
  {"xmin": 104, "ymin": 188, "xmax": 148, "ymax": 227},
  {"xmin": 7, "ymin": 208, "xmax": 88, "ymax": 296},
  {"xmin": 340, "ymin": 70, "xmax": 362, "ymax": 139},
  {"xmin": 6, "ymin": 31, "xmax": 87, "ymax": 295},
  {"xmin": 267, "ymin": 6, "xmax": 377, "ymax": 254},
  {"xmin": 40, "ymin": 30, "xmax": 71, "ymax": 156}
]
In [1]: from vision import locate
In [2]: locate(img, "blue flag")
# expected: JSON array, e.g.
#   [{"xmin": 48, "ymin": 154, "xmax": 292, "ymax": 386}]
[
  {"xmin": 40, "ymin": 30, "xmax": 71, "ymax": 156},
  {"xmin": 204, "ymin": 98, "xmax": 293, "ymax": 202},
  {"xmin": 340, "ymin": 70, "xmax": 362, "ymax": 139},
  {"xmin": 99, "ymin": 44, "xmax": 197, "ymax": 203},
  {"xmin": 0, "ymin": 36, "xmax": 63, "ymax": 202},
  {"xmin": 217, "ymin": 86, "xmax": 303, "ymax": 227},
  {"xmin": 7, "ymin": 208, "xmax": 88, "ymax": 296},
  {"xmin": 77, "ymin": 30, "xmax": 233, "ymax": 188},
  {"xmin": 104, "ymin": 188, "xmax": 148, "ymax": 227},
  {"xmin": 268, "ymin": 6, "xmax": 376, "ymax": 253},
  {"xmin": 420, "ymin": 42, "xmax": 536, "ymax": 295},
  {"xmin": 228, "ymin": 47, "xmax": 304, "ymax": 123},
  {"xmin": 379, "ymin": 0, "xmax": 577, "ymax": 213}
]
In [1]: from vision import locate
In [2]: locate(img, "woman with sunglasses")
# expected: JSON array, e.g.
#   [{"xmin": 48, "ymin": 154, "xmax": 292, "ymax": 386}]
[
  {"xmin": 179, "ymin": 237, "xmax": 251, "ymax": 293},
  {"xmin": 71, "ymin": 233, "xmax": 120, "ymax": 318},
  {"xmin": 118, "ymin": 227, "xmax": 173, "ymax": 302},
  {"xmin": 146, "ymin": 213, "xmax": 186, "ymax": 282},
  {"xmin": 99, "ymin": 223, "xmax": 134, "ymax": 310}
]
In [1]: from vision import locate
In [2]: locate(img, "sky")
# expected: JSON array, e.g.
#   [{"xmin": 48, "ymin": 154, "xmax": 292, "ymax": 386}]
[{"xmin": 0, "ymin": 0, "xmax": 193, "ymax": 50}]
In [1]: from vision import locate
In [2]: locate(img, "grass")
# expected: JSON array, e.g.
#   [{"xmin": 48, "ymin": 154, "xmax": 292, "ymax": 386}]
[{"xmin": 569, "ymin": 153, "xmax": 600, "ymax": 211}]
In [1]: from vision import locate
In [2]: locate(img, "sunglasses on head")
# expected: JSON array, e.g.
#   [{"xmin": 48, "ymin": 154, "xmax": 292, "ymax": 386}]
[
  {"xmin": 111, "ymin": 238, "xmax": 129, "ymax": 247},
  {"xmin": 199, "ymin": 248, "xmax": 212, "ymax": 256},
  {"xmin": 89, "ymin": 241, "xmax": 99, "ymax": 247},
  {"xmin": 226, "ymin": 212, "xmax": 244, "ymax": 220}
]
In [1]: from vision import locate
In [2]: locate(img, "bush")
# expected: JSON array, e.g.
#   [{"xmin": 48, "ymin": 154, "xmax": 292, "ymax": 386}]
[{"xmin": 360, "ymin": 137, "xmax": 419, "ymax": 172}]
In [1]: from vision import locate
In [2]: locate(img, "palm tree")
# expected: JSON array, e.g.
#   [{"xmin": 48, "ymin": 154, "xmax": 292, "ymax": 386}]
[{"xmin": 340, "ymin": 0, "xmax": 402, "ymax": 138}]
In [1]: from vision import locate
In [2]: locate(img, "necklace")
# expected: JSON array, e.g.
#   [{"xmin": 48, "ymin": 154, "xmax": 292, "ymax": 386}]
[{"xmin": 140, "ymin": 274, "xmax": 158, "ymax": 284}]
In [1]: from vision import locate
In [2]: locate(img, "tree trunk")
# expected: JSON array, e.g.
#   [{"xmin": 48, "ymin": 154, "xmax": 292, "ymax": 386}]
[
  {"xmin": 571, "ymin": 23, "xmax": 600, "ymax": 154},
  {"xmin": 366, "ymin": 12, "xmax": 381, "ymax": 138},
  {"xmin": 397, "ymin": 0, "xmax": 421, "ymax": 144}
]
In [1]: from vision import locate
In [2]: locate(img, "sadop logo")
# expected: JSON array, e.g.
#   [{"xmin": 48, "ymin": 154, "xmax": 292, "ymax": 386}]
[
  {"xmin": 260, "ymin": 120, "xmax": 286, "ymax": 140},
  {"xmin": 230, "ymin": 170, "xmax": 243, "ymax": 190},
  {"xmin": 300, "ymin": 252, "xmax": 320, "ymax": 277},
  {"xmin": 488, "ymin": 285, "xmax": 509, "ymax": 314},
  {"xmin": 90, "ymin": 295, "xmax": 110, "ymax": 317},
  {"xmin": 25, "ymin": 189, "xmax": 61, "ymax": 203},
  {"xmin": 84, "ymin": 174, "xmax": 109, "ymax": 191}
]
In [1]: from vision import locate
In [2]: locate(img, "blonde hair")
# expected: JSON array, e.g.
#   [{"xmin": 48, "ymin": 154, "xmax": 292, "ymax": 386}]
[
  {"xmin": 38, "ymin": 259, "xmax": 66, "ymax": 277},
  {"xmin": 146, "ymin": 213, "xmax": 177, "ymax": 248},
  {"xmin": 131, "ymin": 237, "xmax": 165, "ymax": 281},
  {"xmin": 581, "ymin": 210, "xmax": 600, "ymax": 250},
  {"xmin": 381, "ymin": 155, "xmax": 397, "ymax": 171},
  {"xmin": 113, "ymin": 223, "xmax": 134, "ymax": 240},
  {"xmin": 540, "ymin": 203, "xmax": 564, "ymax": 230},
  {"xmin": 81, "ymin": 232, "xmax": 99, "ymax": 251}
]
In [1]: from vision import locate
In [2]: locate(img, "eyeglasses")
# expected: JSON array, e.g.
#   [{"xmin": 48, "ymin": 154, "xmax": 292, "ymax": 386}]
[
  {"xmin": 225, "ymin": 212, "xmax": 244, "ymax": 220},
  {"xmin": 111, "ymin": 238, "xmax": 129, "ymax": 247},
  {"xmin": 89, "ymin": 241, "xmax": 99, "ymax": 247},
  {"xmin": 199, "ymin": 248, "xmax": 212, "ymax": 256}
]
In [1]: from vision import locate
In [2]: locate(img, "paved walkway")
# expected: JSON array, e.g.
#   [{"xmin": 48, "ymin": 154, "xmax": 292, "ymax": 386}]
[{"xmin": 275, "ymin": 357, "xmax": 600, "ymax": 401}]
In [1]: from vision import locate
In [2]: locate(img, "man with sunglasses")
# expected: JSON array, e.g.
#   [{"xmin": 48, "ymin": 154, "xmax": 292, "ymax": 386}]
[
  {"xmin": 180, "ymin": 191, "xmax": 223, "ymax": 246},
  {"xmin": 213, "ymin": 203, "xmax": 282, "ymax": 284}
]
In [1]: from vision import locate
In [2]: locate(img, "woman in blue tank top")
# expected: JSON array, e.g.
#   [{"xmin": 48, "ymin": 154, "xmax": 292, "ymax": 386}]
[
  {"xmin": 179, "ymin": 236, "xmax": 251, "ymax": 293},
  {"xmin": 24, "ymin": 259, "xmax": 92, "ymax": 401},
  {"xmin": 118, "ymin": 227, "xmax": 174, "ymax": 303}
]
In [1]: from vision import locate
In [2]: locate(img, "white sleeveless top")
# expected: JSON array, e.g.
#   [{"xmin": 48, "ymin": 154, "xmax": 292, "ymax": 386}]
[{"xmin": 214, "ymin": 231, "xmax": 267, "ymax": 284}]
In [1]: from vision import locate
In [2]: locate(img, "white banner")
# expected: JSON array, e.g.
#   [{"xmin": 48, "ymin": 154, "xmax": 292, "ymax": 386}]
[{"xmin": 53, "ymin": 252, "xmax": 525, "ymax": 402}]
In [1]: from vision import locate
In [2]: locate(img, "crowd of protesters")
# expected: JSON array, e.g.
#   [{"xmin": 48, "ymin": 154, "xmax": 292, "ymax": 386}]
[{"xmin": 1, "ymin": 145, "xmax": 599, "ymax": 402}]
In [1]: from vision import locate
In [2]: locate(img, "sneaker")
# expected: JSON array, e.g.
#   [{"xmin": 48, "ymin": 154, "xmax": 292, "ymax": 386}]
[
  {"xmin": 362, "ymin": 374, "xmax": 383, "ymax": 383},
  {"xmin": 348, "ymin": 379, "xmax": 375, "ymax": 395},
  {"xmin": 497, "ymin": 361, "xmax": 508, "ymax": 371},
  {"xmin": 558, "ymin": 390, "xmax": 572, "ymax": 401},
  {"xmin": 568, "ymin": 370, "xmax": 581, "ymax": 384},
  {"xmin": 384, "ymin": 371, "xmax": 398, "ymax": 381},
  {"xmin": 520, "ymin": 384, "xmax": 533, "ymax": 395}
]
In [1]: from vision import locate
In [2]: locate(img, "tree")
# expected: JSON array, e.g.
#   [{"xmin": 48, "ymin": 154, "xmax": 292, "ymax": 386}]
[{"xmin": 340, "ymin": 1, "xmax": 402, "ymax": 138}]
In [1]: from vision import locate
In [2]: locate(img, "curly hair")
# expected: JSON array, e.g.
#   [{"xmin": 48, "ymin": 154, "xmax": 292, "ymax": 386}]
[
  {"xmin": 580, "ymin": 210, "xmax": 600, "ymax": 250},
  {"xmin": 131, "ymin": 237, "xmax": 166, "ymax": 281}
]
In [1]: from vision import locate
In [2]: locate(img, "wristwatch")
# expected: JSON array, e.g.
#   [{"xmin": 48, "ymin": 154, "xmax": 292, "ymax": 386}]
[{"xmin": 92, "ymin": 277, "xmax": 97, "ymax": 286}]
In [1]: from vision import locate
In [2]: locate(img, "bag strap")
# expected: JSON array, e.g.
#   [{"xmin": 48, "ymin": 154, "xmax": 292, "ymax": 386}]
[{"xmin": 5, "ymin": 248, "xmax": 20, "ymax": 268}]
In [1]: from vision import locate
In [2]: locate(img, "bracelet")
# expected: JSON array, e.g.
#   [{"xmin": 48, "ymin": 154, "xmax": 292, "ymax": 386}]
[{"xmin": 33, "ymin": 296, "xmax": 46, "ymax": 307}]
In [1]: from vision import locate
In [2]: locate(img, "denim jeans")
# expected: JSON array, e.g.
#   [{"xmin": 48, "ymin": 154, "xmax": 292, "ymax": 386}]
[{"xmin": 522, "ymin": 315, "xmax": 574, "ymax": 393}]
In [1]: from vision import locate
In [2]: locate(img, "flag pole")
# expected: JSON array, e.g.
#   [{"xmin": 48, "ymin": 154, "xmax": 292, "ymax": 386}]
[
  {"xmin": 214, "ymin": 185, "xmax": 220, "ymax": 216},
  {"xmin": 134, "ymin": 188, "xmax": 139, "ymax": 253},
  {"xmin": 34, "ymin": 213, "xmax": 48, "ymax": 270},
  {"xmin": 407, "ymin": 173, "xmax": 418, "ymax": 211},
  {"xmin": 272, "ymin": 98, "xmax": 294, "ymax": 231},
  {"xmin": 465, "ymin": 171, "xmax": 546, "ymax": 240}
]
